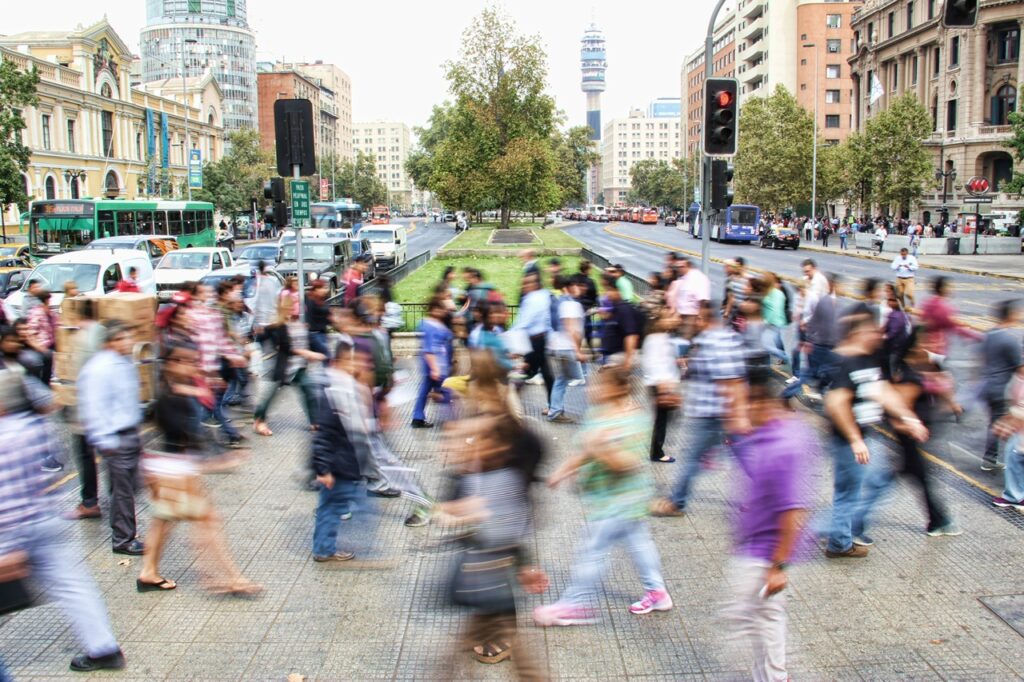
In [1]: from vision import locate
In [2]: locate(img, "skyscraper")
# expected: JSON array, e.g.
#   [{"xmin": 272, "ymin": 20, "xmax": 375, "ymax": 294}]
[
  {"xmin": 140, "ymin": 0, "xmax": 258, "ymax": 133},
  {"xmin": 580, "ymin": 23, "xmax": 607, "ymax": 203}
]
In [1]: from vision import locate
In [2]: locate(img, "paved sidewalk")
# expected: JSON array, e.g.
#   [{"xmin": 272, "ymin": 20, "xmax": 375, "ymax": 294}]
[
  {"xmin": 3, "ymin": 366, "xmax": 1024, "ymax": 680},
  {"xmin": 798, "ymin": 238, "xmax": 1024, "ymax": 280}
]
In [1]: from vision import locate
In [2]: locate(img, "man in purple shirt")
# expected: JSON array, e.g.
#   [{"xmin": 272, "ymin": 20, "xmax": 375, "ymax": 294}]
[{"xmin": 723, "ymin": 359, "xmax": 815, "ymax": 682}]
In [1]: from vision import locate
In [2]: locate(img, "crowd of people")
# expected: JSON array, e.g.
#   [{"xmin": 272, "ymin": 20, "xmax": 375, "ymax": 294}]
[{"xmin": 0, "ymin": 237, "xmax": 1021, "ymax": 681}]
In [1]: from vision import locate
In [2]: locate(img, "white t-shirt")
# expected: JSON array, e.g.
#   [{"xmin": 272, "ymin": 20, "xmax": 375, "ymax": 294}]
[
  {"xmin": 548, "ymin": 298, "xmax": 585, "ymax": 351},
  {"xmin": 809, "ymin": 271, "xmax": 829, "ymax": 299}
]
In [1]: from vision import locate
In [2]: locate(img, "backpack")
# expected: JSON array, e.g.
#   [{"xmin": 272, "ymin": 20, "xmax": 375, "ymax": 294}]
[
  {"xmin": 630, "ymin": 302, "xmax": 649, "ymax": 342},
  {"xmin": 549, "ymin": 293, "xmax": 564, "ymax": 333}
]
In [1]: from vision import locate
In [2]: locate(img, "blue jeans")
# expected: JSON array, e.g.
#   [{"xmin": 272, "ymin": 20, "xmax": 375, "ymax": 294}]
[
  {"xmin": 826, "ymin": 433, "xmax": 886, "ymax": 552},
  {"xmin": 1004, "ymin": 435, "xmax": 1024, "ymax": 503},
  {"xmin": 671, "ymin": 416, "xmax": 728, "ymax": 510},
  {"xmin": 18, "ymin": 517, "xmax": 120, "ymax": 657},
  {"xmin": 783, "ymin": 343, "xmax": 835, "ymax": 398},
  {"xmin": 547, "ymin": 349, "xmax": 582, "ymax": 418},
  {"xmin": 558, "ymin": 517, "xmax": 665, "ymax": 607},
  {"xmin": 760, "ymin": 326, "xmax": 788, "ymax": 368},
  {"xmin": 205, "ymin": 389, "xmax": 240, "ymax": 440},
  {"xmin": 412, "ymin": 373, "xmax": 449, "ymax": 422},
  {"xmin": 312, "ymin": 479, "xmax": 377, "ymax": 557}
]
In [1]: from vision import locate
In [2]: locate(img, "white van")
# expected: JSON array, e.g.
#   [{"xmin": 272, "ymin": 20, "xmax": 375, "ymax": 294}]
[
  {"xmin": 3, "ymin": 249, "xmax": 156, "ymax": 320},
  {"xmin": 358, "ymin": 224, "xmax": 409, "ymax": 268}
]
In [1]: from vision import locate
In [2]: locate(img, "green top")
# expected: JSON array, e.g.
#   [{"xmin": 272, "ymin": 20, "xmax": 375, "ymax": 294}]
[
  {"xmin": 616, "ymin": 276, "xmax": 636, "ymax": 303},
  {"xmin": 577, "ymin": 404, "xmax": 653, "ymax": 521},
  {"xmin": 762, "ymin": 288, "xmax": 788, "ymax": 328}
]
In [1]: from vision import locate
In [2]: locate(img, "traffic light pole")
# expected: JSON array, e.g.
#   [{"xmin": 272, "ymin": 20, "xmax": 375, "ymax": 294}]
[
  {"xmin": 294, "ymin": 163, "xmax": 305, "ymax": 322},
  {"xmin": 700, "ymin": 0, "xmax": 729, "ymax": 276}
]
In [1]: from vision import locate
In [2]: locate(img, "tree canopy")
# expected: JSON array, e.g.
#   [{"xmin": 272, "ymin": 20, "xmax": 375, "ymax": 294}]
[
  {"xmin": 319, "ymin": 151, "xmax": 388, "ymax": 208},
  {"xmin": 193, "ymin": 129, "xmax": 272, "ymax": 216},
  {"xmin": 1003, "ymin": 110, "xmax": 1024, "ymax": 197},
  {"xmin": 0, "ymin": 57, "xmax": 39, "ymax": 213},
  {"xmin": 858, "ymin": 94, "xmax": 933, "ymax": 215}
]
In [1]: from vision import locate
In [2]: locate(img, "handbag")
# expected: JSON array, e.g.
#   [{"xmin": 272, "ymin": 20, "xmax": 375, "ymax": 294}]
[
  {"xmin": 449, "ymin": 544, "xmax": 517, "ymax": 612},
  {"xmin": 142, "ymin": 452, "xmax": 210, "ymax": 521},
  {"xmin": 0, "ymin": 552, "xmax": 34, "ymax": 616}
]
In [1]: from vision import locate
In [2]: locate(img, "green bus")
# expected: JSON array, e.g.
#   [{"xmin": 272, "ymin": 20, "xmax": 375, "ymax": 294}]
[{"xmin": 28, "ymin": 199, "xmax": 216, "ymax": 258}]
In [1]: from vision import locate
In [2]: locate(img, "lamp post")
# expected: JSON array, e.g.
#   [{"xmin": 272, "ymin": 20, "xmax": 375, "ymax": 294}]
[
  {"xmin": 935, "ymin": 160, "xmax": 957, "ymax": 226},
  {"xmin": 802, "ymin": 43, "xmax": 819, "ymax": 229},
  {"xmin": 181, "ymin": 37, "xmax": 198, "ymax": 201},
  {"xmin": 63, "ymin": 169, "xmax": 86, "ymax": 199}
]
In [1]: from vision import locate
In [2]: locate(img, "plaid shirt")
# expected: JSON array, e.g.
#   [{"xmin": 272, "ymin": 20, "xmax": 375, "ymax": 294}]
[
  {"xmin": 189, "ymin": 303, "xmax": 236, "ymax": 374},
  {"xmin": 683, "ymin": 326, "xmax": 746, "ymax": 419},
  {"xmin": 0, "ymin": 413, "xmax": 55, "ymax": 555}
]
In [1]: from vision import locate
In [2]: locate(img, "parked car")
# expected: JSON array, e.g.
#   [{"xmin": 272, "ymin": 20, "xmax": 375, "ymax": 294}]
[
  {"xmin": 759, "ymin": 227, "xmax": 801, "ymax": 250},
  {"xmin": 4, "ymin": 249, "xmax": 156, "ymax": 320},
  {"xmin": 0, "ymin": 244, "xmax": 33, "ymax": 268},
  {"xmin": 277, "ymin": 228, "xmax": 330, "ymax": 244},
  {"xmin": 86, "ymin": 235, "xmax": 178, "ymax": 265},
  {"xmin": 442, "ymin": 212, "xmax": 455, "ymax": 222},
  {"xmin": 347, "ymin": 237, "xmax": 377, "ymax": 279},
  {"xmin": 154, "ymin": 247, "xmax": 234, "ymax": 300},
  {"xmin": 0, "ymin": 267, "xmax": 32, "ymax": 299},
  {"xmin": 235, "ymin": 243, "xmax": 282, "ymax": 266},
  {"xmin": 664, "ymin": 213, "xmax": 678, "ymax": 227},
  {"xmin": 275, "ymin": 238, "xmax": 352, "ymax": 296}
]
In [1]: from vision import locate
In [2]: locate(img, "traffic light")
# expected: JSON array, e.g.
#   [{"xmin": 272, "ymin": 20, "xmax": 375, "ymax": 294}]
[
  {"xmin": 942, "ymin": 0, "xmax": 978, "ymax": 27},
  {"xmin": 710, "ymin": 159, "xmax": 734, "ymax": 210},
  {"xmin": 272, "ymin": 201, "xmax": 288, "ymax": 228},
  {"xmin": 263, "ymin": 177, "xmax": 285, "ymax": 202},
  {"xmin": 704, "ymin": 78, "xmax": 739, "ymax": 156}
]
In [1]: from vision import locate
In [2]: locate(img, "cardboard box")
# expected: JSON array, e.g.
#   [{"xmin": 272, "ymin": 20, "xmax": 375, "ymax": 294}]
[
  {"xmin": 129, "ymin": 323, "xmax": 158, "ymax": 345},
  {"xmin": 138, "ymin": 364, "xmax": 156, "ymax": 402},
  {"xmin": 53, "ymin": 352, "xmax": 74, "ymax": 382},
  {"xmin": 52, "ymin": 382, "xmax": 77, "ymax": 407},
  {"xmin": 55, "ymin": 326, "xmax": 79, "ymax": 353},
  {"xmin": 98, "ymin": 293, "xmax": 157, "ymax": 325},
  {"xmin": 59, "ymin": 296, "xmax": 98, "ymax": 327}
]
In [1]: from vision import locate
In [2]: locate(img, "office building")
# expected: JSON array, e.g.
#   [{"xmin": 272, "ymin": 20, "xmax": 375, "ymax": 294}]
[
  {"xmin": 601, "ymin": 108, "xmax": 682, "ymax": 207},
  {"xmin": 256, "ymin": 68, "xmax": 322, "ymax": 156},
  {"xmin": 279, "ymin": 61, "xmax": 354, "ymax": 161},
  {"xmin": 352, "ymin": 121, "xmax": 414, "ymax": 211}
]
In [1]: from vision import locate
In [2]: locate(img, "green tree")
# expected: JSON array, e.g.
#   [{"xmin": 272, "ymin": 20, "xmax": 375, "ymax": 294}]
[
  {"xmin": 671, "ymin": 156, "xmax": 700, "ymax": 209},
  {"xmin": 860, "ymin": 93, "xmax": 933, "ymax": 215},
  {"xmin": 551, "ymin": 125, "xmax": 599, "ymax": 207},
  {"xmin": 734, "ymin": 86, "xmax": 814, "ymax": 212},
  {"xmin": 433, "ymin": 6, "xmax": 559, "ymax": 227},
  {"xmin": 193, "ymin": 129, "xmax": 272, "ymax": 216},
  {"xmin": 629, "ymin": 159, "xmax": 687, "ymax": 209},
  {"xmin": 0, "ymin": 57, "xmax": 39, "ymax": 217},
  {"xmin": 1003, "ymin": 110, "xmax": 1024, "ymax": 196}
]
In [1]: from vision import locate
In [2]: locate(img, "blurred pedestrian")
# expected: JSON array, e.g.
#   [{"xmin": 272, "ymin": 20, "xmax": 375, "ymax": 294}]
[
  {"xmin": 534, "ymin": 362, "xmax": 673, "ymax": 625},
  {"xmin": 642, "ymin": 312, "xmax": 680, "ymax": 463},
  {"xmin": 981, "ymin": 300, "xmax": 1023, "ymax": 471},
  {"xmin": 919, "ymin": 277, "xmax": 982, "ymax": 360},
  {"xmin": 992, "ymin": 363, "xmax": 1024, "ymax": 510},
  {"xmin": 598, "ymin": 273, "xmax": 640, "ymax": 368},
  {"xmin": 412, "ymin": 296, "xmax": 453, "ymax": 428},
  {"xmin": 546, "ymin": 276, "xmax": 585, "ymax": 424},
  {"xmin": 511, "ymin": 273, "xmax": 553, "ymax": 403},
  {"xmin": 62, "ymin": 300, "xmax": 106, "ymax": 519}
]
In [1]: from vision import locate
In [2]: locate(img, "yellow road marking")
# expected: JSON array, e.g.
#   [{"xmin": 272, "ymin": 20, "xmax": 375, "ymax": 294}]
[
  {"xmin": 44, "ymin": 472, "xmax": 77, "ymax": 494},
  {"xmin": 872, "ymin": 425, "xmax": 1000, "ymax": 497}
]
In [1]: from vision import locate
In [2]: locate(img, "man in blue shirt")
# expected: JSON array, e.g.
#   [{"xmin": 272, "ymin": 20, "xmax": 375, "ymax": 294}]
[
  {"xmin": 512, "ymin": 273, "xmax": 554, "ymax": 408},
  {"xmin": 78, "ymin": 321, "xmax": 145, "ymax": 556},
  {"xmin": 412, "ymin": 298, "xmax": 453, "ymax": 428}
]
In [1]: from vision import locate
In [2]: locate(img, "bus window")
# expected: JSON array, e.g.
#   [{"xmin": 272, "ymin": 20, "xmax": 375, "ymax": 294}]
[
  {"xmin": 196, "ymin": 211, "xmax": 209, "ymax": 232},
  {"xmin": 154, "ymin": 211, "xmax": 167, "ymax": 235},
  {"xmin": 136, "ymin": 211, "xmax": 153, "ymax": 234},
  {"xmin": 168, "ymin": 211, "xmax": 183, "ymax": 236},
  {"xmin": 116, "ymin": 210, "xmax": 137, "ymax": 237},
  {"xmin": 183, "ymin": 211, "xmax": 195, "ymax": 234},
  {"xmin": 98, "ymin": 211, "xmax": 114, "ymax": 238}
]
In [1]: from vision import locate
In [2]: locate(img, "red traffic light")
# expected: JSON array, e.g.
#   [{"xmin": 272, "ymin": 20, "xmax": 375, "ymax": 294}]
[{"xmin": 715, "ymin": 90, "xmax": 734, "ymax": 108}]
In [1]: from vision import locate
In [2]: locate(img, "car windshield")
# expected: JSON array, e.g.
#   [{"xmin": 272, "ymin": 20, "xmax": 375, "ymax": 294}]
[
  {"xmin": 238, "ymin": 246, "xmax": 278, "ymax": 261},
  {"xmin": 282, "ymin": 244, "xmax": 334, "ymax": 261},
  {"xmin": 28, "ymin": 262, "xmax": 100, "ymax": 292},
  {"xmin": 0, "ymin": 247, "xmax": 22, "ymax": 258},
  {"xmin": 158, "ymin": 251, "xmax": 211, "ymax": 270},
  {"xmin": 777, "ymin": 229, "xmax": 797, "ymax": 235},
  {"xmin": 360, "ymin": 230, "xmax": 395, "ymax": 243},
  {"xmin": 86, "ymin": 240, "xmax": 135, "ymax": 250}
]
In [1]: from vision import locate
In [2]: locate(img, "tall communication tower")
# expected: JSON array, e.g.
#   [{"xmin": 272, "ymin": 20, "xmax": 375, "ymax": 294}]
[{"xmin": 580, "ymin": 23, "xmax": 607, "ymax": 203}]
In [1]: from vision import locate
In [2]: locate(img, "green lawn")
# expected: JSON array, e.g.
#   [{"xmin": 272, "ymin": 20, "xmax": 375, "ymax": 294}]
[
  {"xmin": 441, "ymin": 225, "xmax": 583, "ymax": 251},
  {"xmin": 393, "ymin": 254, "xmax": 582, "ymax": 304}
]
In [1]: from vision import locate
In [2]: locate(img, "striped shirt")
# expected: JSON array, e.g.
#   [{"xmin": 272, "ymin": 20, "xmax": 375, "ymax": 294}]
[
  {"xmin": 0, "ymin": 413, "xmax": 55, "ymax": 555},
  {"xmin": 683, "ymin": 326, "xmax": 747, "ymax": 419},
  {"xmin": 189, "ymin": 303, "xmax": 235, "ymax": 374}
]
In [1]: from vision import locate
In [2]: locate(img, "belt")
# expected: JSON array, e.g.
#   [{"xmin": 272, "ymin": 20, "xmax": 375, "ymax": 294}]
[{"xmin": 116, "ymin": 427, "xmax": 138, "ymax": 436}]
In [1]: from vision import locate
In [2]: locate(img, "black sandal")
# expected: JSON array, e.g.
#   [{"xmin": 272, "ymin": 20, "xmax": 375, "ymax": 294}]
[
  {"xmin": 473, "ymin": 641, "xmax": 512, "ymax": 664},
  {"xmin": 136, "ymin": 578, "xmax": 177, "ymax": 592}
]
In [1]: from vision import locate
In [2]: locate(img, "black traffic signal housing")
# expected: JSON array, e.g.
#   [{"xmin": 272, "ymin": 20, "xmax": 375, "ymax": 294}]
[
  {"xmin": 710, "ymin": 159, "xmax": 734, "ymax": 210},
  {"xmin": 704, "ymin": 78, "xmax": 739, "ymax": 156},
  {"xmin": 263, "ymin": 177, "xmax": 285, "ymax": 202},
  {"xmin": 271, "ymin": 202, "xmax": 288, "ymax": 228},
  {"xmin": 942, "ymin": 0, "xmax": 978, "ymax": 27}
]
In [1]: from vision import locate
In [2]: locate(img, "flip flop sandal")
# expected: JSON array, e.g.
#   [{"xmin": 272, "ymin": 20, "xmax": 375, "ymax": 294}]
[
  {"xmin": 473, "ymin": 641, "xmax": 512, "ymax": 664},
  {"xmin": 650, "ymin": 499, "xmax": 684, "ymax": 517},
  {"xmin": 136, "ymin": 578, "xmax": 177, "ymax": 592},
  {"xmin": 209, "ymin": 580, "xmax": 264, "ymax": 597}
]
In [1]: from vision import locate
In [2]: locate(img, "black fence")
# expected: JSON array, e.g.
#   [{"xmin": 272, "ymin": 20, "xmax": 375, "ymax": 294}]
[
  {"xmin": 326, "ymin": 249, "xmax": 432, "ymax": 305},
  {"xmin": 580, "ymin": 247, "xmax": 652, "ymax": 297},
  {"xmin": 385, "ymin": 302, "xmax": 521, "ymax": 333}
]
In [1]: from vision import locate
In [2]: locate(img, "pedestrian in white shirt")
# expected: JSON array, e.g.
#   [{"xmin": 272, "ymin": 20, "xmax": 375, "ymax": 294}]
[
  {"xmin": 801, "ymin": 259, "xmax": 830, "ymax": 299},
  {"xmin": 873, "ymin": 225, "xmax": 888, "ymax": 254},
  {"xmin": 890, "ymin": 247, "xmax": 919, "ymax": 308},
  {"xmin": 667, "ymin": 256, "xmax": 710, "ymax": 339}
]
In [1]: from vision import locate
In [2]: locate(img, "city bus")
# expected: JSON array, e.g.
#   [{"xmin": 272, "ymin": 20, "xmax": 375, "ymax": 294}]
[
  {"xmin": 310, "ymin": 200, "xmax": 363, "ymax": 233},
  {"xmin": 28, "ymin": 199, "xmax": 215, "ymax": 258},
  {"xmin": 369, "ymin": 205, "xmax": 390, "ymax": 224},
  {"xmin": 709, "ymin": 204, "xmax": 760, "ymax": 243}
]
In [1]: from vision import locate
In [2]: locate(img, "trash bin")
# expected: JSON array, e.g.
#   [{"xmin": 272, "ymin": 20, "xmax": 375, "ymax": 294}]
[{"xmin": 946, "ymin": 237, "xmax": 961, "ymax": 255}]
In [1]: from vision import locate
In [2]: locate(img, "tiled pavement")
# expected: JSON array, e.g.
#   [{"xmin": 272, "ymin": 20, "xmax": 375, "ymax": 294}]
[{"xmin": 3, "ymin": 364, "xmax": 1024, "ymax": 681}]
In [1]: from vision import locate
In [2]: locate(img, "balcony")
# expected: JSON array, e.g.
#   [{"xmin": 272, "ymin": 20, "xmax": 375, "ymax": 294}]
[{"xmin": 744, "ymin": 2, "xmax": 764, "ymax": 21}]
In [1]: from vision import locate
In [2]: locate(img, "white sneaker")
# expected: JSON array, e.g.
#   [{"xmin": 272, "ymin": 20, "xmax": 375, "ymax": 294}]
[
  {"xmin": 568, "ymin": 378, "xmax": 586, "ymax": 387},
  {"xmin": 525, "ymin": 374, "xmax": 544, "ymax": 385},
  {"xmin": 784, "ymin": 376, "xmax": 799, "ymax": 386}
]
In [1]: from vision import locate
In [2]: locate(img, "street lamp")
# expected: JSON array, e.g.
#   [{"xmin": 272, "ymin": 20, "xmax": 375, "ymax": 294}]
[
  {"xmin": 181, "ymin": 37, "xmax": 198, "ymax": 201},
  {"xmin": 803, "ymin": 43, "xmax": 819, "ymax": 228},
  {"xmin": 935, "ymin": 162, "xmax": 957, "ymax": 226},
  {"xmin": 63, "ymin": 169, "xmax": 86, "ymax": 199}
]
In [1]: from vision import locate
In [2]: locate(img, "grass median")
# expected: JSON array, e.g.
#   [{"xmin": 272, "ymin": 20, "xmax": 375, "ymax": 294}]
[
  {"xmin": 440, "ymin": 224, "xmax": 583, "ymax": 251},
  {"xmin": 394, "ymin": 254, "xmax": 583, "ymax": 304}
]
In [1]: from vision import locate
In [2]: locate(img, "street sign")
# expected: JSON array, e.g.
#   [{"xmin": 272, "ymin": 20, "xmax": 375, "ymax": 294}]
[
  {"xmin": 188, "ymin": 149, "xmax": 202, "ymax": 189},
  {"xmin": 291, "ymin": 180, "xmax": 310, "ymax": 225},
  {"xmin": 966, "ymin": 176, "xmax": 990, "ymax": 195},
  {"xmin": 962, "ymin": 196, "xmax": 993, "ymax": 204},
  {"xmin": 962, "ymin": 202, "xmax": 992, "ymax": 214}
]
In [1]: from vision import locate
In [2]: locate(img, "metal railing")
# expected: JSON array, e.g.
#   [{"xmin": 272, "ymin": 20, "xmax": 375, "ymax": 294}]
[
  {"xmin": 325, "ymin": 250, "xmax": 432, "ymax": 304},
  {"xmin": 381, "ymin": 302, "xmax": 521, "ymax": 333},
  {"xmin": 580, "ymin": 247, "xmax": 652, "ymax": 296}
]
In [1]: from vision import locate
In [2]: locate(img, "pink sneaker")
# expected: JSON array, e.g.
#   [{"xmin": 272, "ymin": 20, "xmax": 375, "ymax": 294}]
[
  {"xmin": 533, "ymin": 603, "xmax": 598, "ymax": 627},
  {"xmin": 629, "ymin": 589, "xmax": 673, "ymax": 615}
]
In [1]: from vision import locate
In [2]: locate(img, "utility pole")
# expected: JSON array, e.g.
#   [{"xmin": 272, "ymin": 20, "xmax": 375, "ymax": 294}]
[
  {"xmin": 181, "ymin": 37, "xmax": 197, "ymax": 201},
  {"xmin": 700, "ymin": 0, "xmax": 729, "ymax": 275},
  {"xmin": 803, "ymin": 42, "xmax": 819, "ymax": 226}
]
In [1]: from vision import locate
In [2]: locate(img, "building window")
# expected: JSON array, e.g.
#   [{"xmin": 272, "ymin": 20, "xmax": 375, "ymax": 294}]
[
  {"xmin": 933, "ymin": 46, "xmax": 941, "ymax": 75},
  {"xmin": 906, "ymin": 2, "xmax": 914, "ymax": 30},
  {"xmin": 868, "ymin": 23, "xmax": 876, "ymax": 44},
  {"xmin": 946, "ymin": 99, "xmax": 958, "ymax": 130},
  {"xmin": 66, "ymin": 119, "xmax": 75, "ymax": 153},
  {"xmin": 827, "ymin": 39, "xmax": 841, "ymax": 53},
  {"xmin": 825, "ymin": 114, "xmax": 841, "ymax": 128},
  {"xmin": 40, "ymin": 114, "xmax": 51, "ymax": 150},
  {"xmin": 888, "ymin": 12, "xmax": 895, "ymax": 38},
  {"xmin": 949, "ymin": 36, "xmax": 960, "ymax": 66},
  {"xmin": 826, "ymin": 89, "xmax": 841, "ymax": 103},
  {"xmin": 70, "ymin": 177, "xmax": 79, "ymax": 199},
  {"xmin": 188, "ymin": 0, "xmax": 201, "ymax": 13},
  {"xmin": 911, "ymin": 55, "xmax": 919, "ymax": 84},
  {"xmin": 927, "ymin": 0, "xmax": 936, "ymax": 19},
  {"xmin": 992, "ymin": 84, "xmax": 1017, "ymax": 125},
  {"xmin": 226, "ymin": 0, "xmax": 235, "ymax": 17},
  {"xmin": 101, "ymin": 111, "xmax": 114, "ymax": 157},
  {"xmin": 826, "ymin": 64, "xmax": 840, "ymax": 79},
  {"xmin": 826, "ymin": 14, "xmax": 841, "ymax": 28},
  {"xmin": 994, "ymin": 26, "xmax": 1020, "ymax": 64},
  {"xmin": 45, "ymin": 176, "xmax": 56, "ymax": 200},
  {"xmin": 891, "ymin": 63, "xmax": 899, "ymax": 89}
]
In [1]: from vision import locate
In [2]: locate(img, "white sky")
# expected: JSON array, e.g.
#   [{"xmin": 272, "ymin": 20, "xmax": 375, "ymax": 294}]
[{"xmin": 3, "ymin": 0, "xmax": 728, "ymax": 133}]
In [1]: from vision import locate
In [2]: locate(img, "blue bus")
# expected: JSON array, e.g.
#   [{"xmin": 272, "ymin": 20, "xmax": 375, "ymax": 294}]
[
  {"xmin": 710, "ymin": 204, "xmax": 760, "ymax": 243},
  {"xmin": 311, "ymin": 200, "xmax": 363, "ymax": 233}
]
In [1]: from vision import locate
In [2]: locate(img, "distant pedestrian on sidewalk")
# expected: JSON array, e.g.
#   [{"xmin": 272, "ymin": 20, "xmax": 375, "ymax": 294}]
[
  {"xmin": 981, "ymin": 300, "xmax": 1023, "ymax": 471},
  {"xmin": 890, "ymin": 247, "xmax": 919, "ymax": 309},
  {"xmin": 873, "ymin": 223, "xmax": 888, "ymax": 255},
  {"xmin": 411, "ymin": 296, "xmax": 453, "ymax": 428},
  {"xmin": 838, "ymin": 222, "xmax": 850, "ymax": 250}
]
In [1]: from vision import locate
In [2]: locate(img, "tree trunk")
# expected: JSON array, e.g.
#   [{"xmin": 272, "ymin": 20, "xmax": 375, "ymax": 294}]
[{"xmin": 500, "ymin": 205, "xmax": 511, "ymax": 229}]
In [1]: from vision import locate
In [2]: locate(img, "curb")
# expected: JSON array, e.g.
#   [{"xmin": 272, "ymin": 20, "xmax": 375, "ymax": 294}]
[{"xmin": 797, "ymin": 242, "xmax": 1024, "ymax": 282}]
